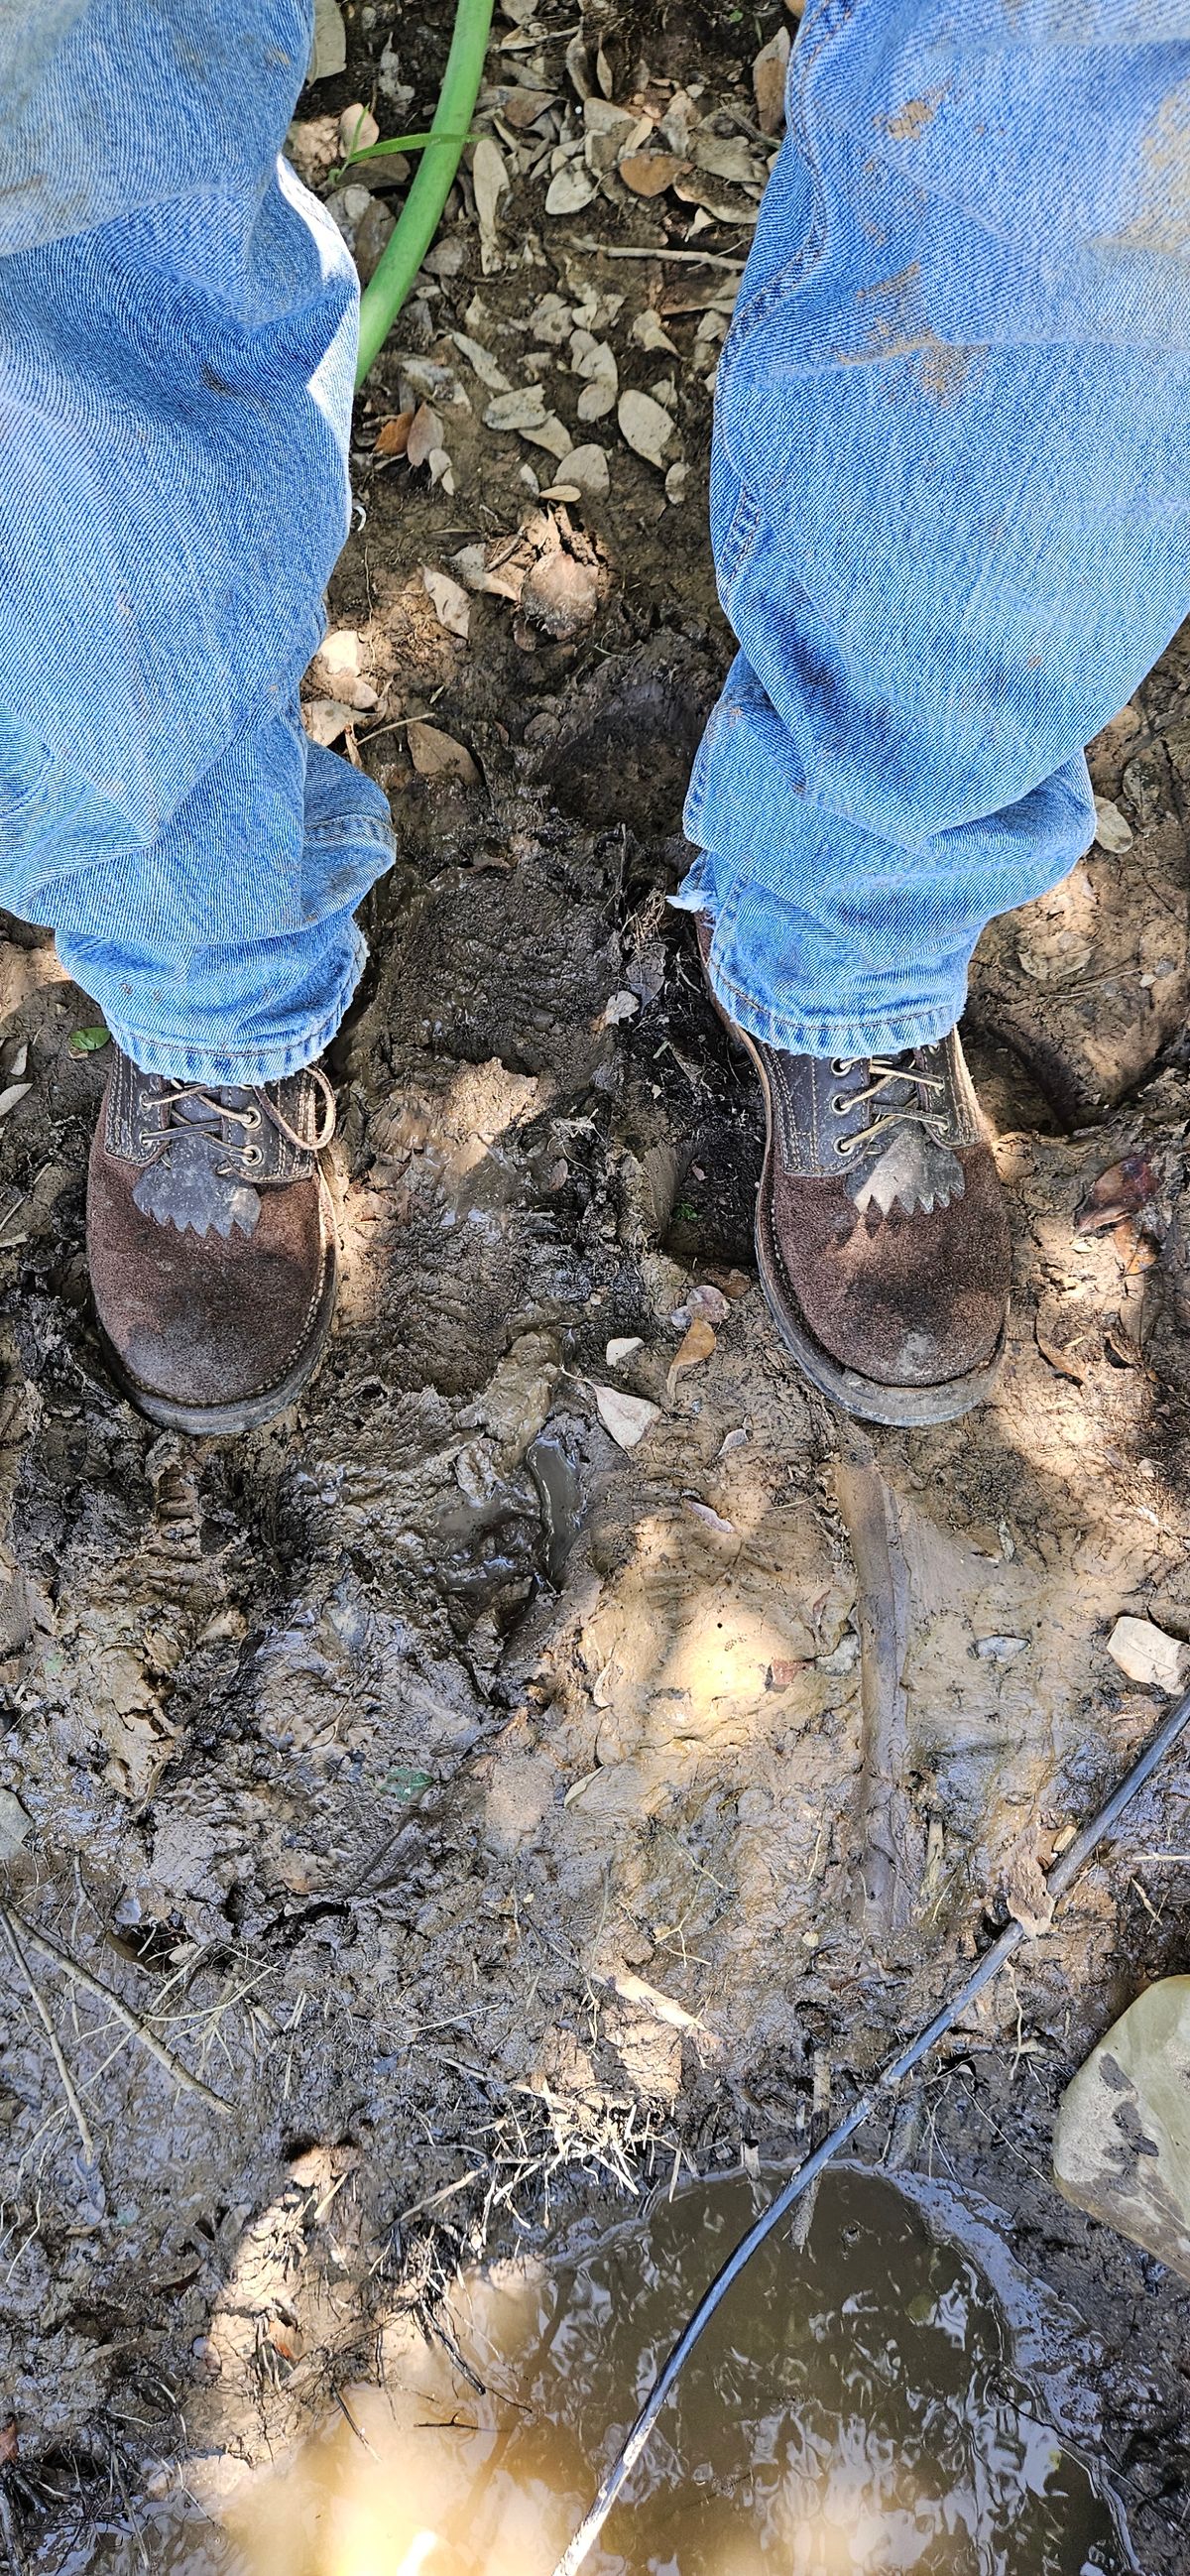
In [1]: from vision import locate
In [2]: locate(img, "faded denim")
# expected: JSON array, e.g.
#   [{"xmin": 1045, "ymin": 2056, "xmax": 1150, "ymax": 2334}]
[
  {"xmin": 0, "ymin": 2, "xmax": 393, "ymax": 1084},
  {"xmin": 677, "ymin": 0, "xmax": 1190, "ymax": 1061}
]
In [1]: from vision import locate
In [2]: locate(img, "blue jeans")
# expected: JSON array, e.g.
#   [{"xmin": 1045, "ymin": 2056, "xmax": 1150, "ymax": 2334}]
[
  {"xmin": 0, "ymin": 2, "xmax": 393, "ymax": 1084},
  {"xmin": 4, "ymin": 6, "xmax": 1190, "ymax": 1079},
  {"xmin": 676, "ymin": 0, "xmax": 1190, "ymax": 1060}
]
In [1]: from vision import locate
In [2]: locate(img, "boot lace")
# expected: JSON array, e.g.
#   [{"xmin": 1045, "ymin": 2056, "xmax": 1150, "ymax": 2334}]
[
  {"xmin": 137, "ymin": 1067, "xmax": 336, "ymax": 1181},
  {"xmin": 829, "ymin": 1055, "xmax": 947, "ymax": 1161}
]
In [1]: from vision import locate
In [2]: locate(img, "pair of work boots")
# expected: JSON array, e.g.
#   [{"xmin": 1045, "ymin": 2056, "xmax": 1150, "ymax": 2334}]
[{"xmin": 87, "ymin": 921, "xmax": 1010, "ymax": 1435}]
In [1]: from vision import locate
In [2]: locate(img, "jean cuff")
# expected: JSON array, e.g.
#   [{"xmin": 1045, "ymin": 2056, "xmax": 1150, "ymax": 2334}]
[
  {"xmin": 95, "ymin": 924, "xmax": 367, "ymax": 1087},
  {"xmin": 670, "ymin": 870, "xmax": 969, "ymax": 1061}
]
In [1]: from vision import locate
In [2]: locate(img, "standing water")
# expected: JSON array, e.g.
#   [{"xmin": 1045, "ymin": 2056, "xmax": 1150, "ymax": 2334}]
[{"xmin": 55, "ymin": 2169, "xmax": 1130, "ymax": 2576}]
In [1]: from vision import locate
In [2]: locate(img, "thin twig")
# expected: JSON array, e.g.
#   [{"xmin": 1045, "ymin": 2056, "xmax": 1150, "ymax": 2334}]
[
  {"xmin": 0, "ymin": 1907, "xmax": 97, "ymax": 2168},
  {"xmin": 571, "ymin": 237, "xmax": 746, "ymax": 267},
  {"xmin": 3, "ymin": 1910, "xmax": 231, "ymax": 2119}
]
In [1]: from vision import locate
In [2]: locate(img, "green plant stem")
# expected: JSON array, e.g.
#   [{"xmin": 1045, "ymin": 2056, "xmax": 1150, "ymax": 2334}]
[{"xmin": 354, "ymin": 0, "xmax": 496, "ymax": 386}]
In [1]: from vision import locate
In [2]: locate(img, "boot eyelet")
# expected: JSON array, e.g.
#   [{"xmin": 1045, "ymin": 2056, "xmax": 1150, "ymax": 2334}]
[
  {"xmin": 831, "ymin": 1095, "xmax": 849, "ymax": 1118},
  {"xmin": 242, "ymin": 1106, "xmax": 263, "ymax": 1129},
  {"xmin": 834, "ymin": 1137, "xmax": 854, "ymax": 1159},
  {"xmin": 242, "ymin": 1145, "xmax": 265, "ymax": 1167},
  {"xmin": 831, "ymin": 1058, "xmax": 854, "ymax": 1077}
]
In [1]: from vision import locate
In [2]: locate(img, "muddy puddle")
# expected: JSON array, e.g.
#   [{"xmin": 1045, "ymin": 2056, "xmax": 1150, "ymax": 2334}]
[{"xmin": 50, "ymin": 2170, "xmax": 1130, "ymax": 2576}]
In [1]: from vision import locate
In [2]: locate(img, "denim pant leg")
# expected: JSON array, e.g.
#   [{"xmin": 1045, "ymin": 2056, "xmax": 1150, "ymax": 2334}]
[
  {"xmin": 0, "ymin": 2, "xmax": 394, "ymax": 1084},
  {"xmin": 676, "ymin": 0, "xmax": 1190, "ymax": 1061}
]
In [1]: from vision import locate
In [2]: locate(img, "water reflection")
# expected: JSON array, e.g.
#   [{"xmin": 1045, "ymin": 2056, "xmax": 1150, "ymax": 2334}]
[{"xmin": 58, "ymin": 2169, "xmax": 1130, "ymax": 2576}]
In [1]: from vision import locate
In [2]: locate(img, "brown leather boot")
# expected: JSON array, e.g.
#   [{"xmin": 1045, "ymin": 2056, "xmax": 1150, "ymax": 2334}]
[
  {"xmin": 87, "ymin": 1050, "xmax": 339, "ymax": 1434},
  {"xmin": 697, "ymin": 920, "xmax": 1010, "ymax": 1425}
]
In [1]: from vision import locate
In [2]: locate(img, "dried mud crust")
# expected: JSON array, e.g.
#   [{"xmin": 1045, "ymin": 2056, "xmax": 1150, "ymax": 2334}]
[{"xmin": 4, "ymin": 4, "xmax": 1190, "ymax": 2565}]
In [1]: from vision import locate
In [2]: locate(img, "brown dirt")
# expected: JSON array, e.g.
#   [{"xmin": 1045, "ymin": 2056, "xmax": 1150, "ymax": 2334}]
[{"xmin": 4, "ymin": 3, "xmax": 1190, "ymax": 2567}]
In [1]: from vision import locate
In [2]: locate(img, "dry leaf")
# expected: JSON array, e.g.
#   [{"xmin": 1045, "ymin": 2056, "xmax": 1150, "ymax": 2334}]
[
  {"xmin": 0, "ymin": 1081, "xmax": 31, "ymax": 1120},
  {"xmin": 472, "ymin": 135, "xmax": 509, "ymax": 272},
  {"xmin": 564, "ymin": 1771, "xmax": 599, "ymax": 1807},
  {"xmin": 337, "ymin": 102, "xmax": 379, "ymax": 156},
  {"xmin": 406, "ymin": 403, "xmax": 443, "ymax": 471},
  {"xmin": 752, "ymin": 25, "xmax": 791, "ymax": 132},
  {"xmin": 500, "ymin": 86, "xmax": 555, "ymax": 128},
  {"xmin": 485, "ymin": 386, "xmax": 549, "ymax": 431},
  {"xmin": 307, "ymin": 0, "xmax": 346, "ymax": 80},
  {"xmin": 450, "ymin": 331, "xmax": 512, "ymax": 392},
  {"xmin": 302, "ymin": 697, "xmax": 357, "ymax": 747},
  {"xmin": 611, "ymin": 1971, "xmax": 708, "ymax": 2035},
  {"xmin": 619, "ymin": 149, "xmax": 688, "ymax": 196},
  {"xmin": 667, "ymin": 1316, "xmax": 716, "ymax": 1396},
  {"xmin": 602, "ymin": 990, "xmax": 640, "ymax": 1026},
  {"xmin": 522, "ymin": 544, "xmax": 601, "ymax": 638},
  {"xmin": 1093, "ymin": 795, "xmax": 1133, "ymax": 854},
  {"xmin": 552, "ymin": 443, "xmax": 610, "ymax": 497},
  {"xmin": 408, "ymin": 721, "xmax": 479, "ymax": 786},
  {"xmin": 593, "ymin": 1384, "xmax": 660, "ymax": 1448},
  {"xmin": 1074, "ymin": 1152, "xmax": 1157, "ymax": 1234},
  {"xmin": 618, "ymin": 387, "xmax": 675, "ymax": 467},
  {"xmin": 375, "ymin": 410, "xmax": 414, "ymax": 457},
  {"xmin": 421, "ymin": 567, "xmax": 471, "ymax": 640},
  {"xmin": 606, "ymin": 1336, "xmax": 643, "ymax": 1365},
  {"xmin": 684, "ymin": 1498, "xmax": 735, "ymax": 1535},
  {"xmin": 544, "ymin": 163, "xmax": 597, "ymax": 215}
]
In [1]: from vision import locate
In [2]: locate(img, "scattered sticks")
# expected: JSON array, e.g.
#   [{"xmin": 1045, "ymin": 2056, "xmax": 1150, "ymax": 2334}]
[{"xmin": 0, "ymin": 1906, "xmax": 232, "ymax": 2121}]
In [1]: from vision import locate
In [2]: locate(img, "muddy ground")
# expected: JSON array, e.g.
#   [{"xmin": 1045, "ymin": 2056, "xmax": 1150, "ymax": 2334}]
[{"xmin": 4, "ymin": 1, "xmax": 1190, "ymax": 2566}]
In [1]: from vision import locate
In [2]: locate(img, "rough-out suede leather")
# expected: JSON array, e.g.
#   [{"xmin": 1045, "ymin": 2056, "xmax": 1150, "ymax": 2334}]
[
  {"xmin": 88, "ymin": 1051, "xmax": 337, "ymax": 1429},
  {"xmin": 697, "ymin": 919, "xmax": 1009, "ymax": 1414}
]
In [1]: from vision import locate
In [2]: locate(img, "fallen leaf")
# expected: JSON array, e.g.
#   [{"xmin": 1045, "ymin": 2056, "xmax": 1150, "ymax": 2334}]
[
  {"xmin": 571, "ymin": 331, "xmax": 619, "ymax": 423},
  {"xmin": 619, "ymin": 149, "xmax": 688, "ymax": 196},
  {"xmin": 0, "ymin": 1081, "xmax": 31, "ymax": 1119},
  {"xmin": 472, "ymin": 134, "xmax": 509, "ymax": 272},
  {"xmin": 552, "ymin": 442, "xmax": 610, "ymax": 498},
  {"xmin": 667, "ymin": 1316, "xmax": 716, "ymax": 1395},
  {"xmin": 500, "ymin": 86, "xmax": 555, "ymax": 129},
  {"xmin": 374, "ymin": 410, "xmax": 414, "ymax": 456},
  {"xmin": 307, "ymin": 0, "xmax": 346, "ymax": 80},
  {"xmin": 1034, "ymin": 1314, "xmax": 1092, "ymax": 1385},
  {"xmin": 1003, "ymin": 1850, "xmax": 1055, "ymax": 1936},
  {"xmin": 753, "ymin": 26, "xmax": 791, "ymax": 131},
  {"xmin": 302, "ymin": 696, "xmax": 357, "ymax": 748},
  {"xmin": 421, "ymin": 567, "xmax": 471, "ymax": 640},
  {"xmin": 606, "ymin": 1335, "xmax": 644, "ymax": 1365},
  {"xmin": 592, "ymin": 1384, "xmax": 660, "ymax": 1448},
  {"xmin": 683, "ymin": 1498, "xmax": 735, "ymax": 1535},
  {"xmin": 68, "ymin": 1027, "xmax": 110, "ymax": 1056},
  {"xmin": 1107, "ymin": 1614, "xmax": 1188, "ymax": 1692},
  {"xmin": 406, "ymin": 403, "xmax": 443, "ymax": 471},
  {"xmin": 1074, "ymin": 1153, "xmax": 1157, "ymax": 1233},
  {"xmin": 485, "ymin": 386, "xmax": 549, "ymax": 432},
  {"xmin": 450, "ymin": 331, "xmax": 512, "ymax": 393},
  {"xmin": 564, "ymin": 1770, "xmax": 599, "ymax": 1806},
  {"xmin": 1093, "ymin": 795, "xmax": 1133, "ymax": 854},
  {"xmin": 618, "ymin": 387, "xmax": 675, "ymax": 467},
  {"xmin": 602, "ymin": 990, "xmax": 640, "ymax": 1026},
  {"xmin": 544, "ymin": 163, "xmax": 597, "ymax": 215},
  {"xmin": 408, "ymin": 721, "xmax": 480, "ymax": 786},
  {"xmin": 7, "ymin": 1044, "xmax": 27, "ymax": 1079},
  {"xmin": 0, "ymin": 1786, "xmax": 31, "ymax": 1859}
]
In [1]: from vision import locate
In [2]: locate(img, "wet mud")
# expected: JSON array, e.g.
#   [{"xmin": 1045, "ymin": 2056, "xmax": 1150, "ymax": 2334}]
[{"xmin": 4, "ymin": 2, "xmax": 1190, "ymax": 2567}]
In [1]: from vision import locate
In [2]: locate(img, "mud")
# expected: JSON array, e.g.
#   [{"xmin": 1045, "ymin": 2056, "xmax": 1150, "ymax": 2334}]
[{"xmin": 4, "ymin": 2, "xmax": 1190, "ymax": 2568}]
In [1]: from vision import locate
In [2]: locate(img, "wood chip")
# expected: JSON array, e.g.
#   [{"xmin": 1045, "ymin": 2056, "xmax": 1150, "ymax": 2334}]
[{"xmin": 408, "ymin": 721, "xmax": 479, "ymax": 786}]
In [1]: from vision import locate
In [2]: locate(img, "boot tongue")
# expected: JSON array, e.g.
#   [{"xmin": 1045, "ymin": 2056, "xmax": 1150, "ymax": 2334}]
[
  {"xmin": 167, "ymin": 1085, "xmax": 253, "ymax": 1133},
  {"xmin": 846, "ymin": 1052, "xmax": 965, "ymax": 1219},
  {"xmin": 133, "ymin": 1087, "xmax": 262, "ymax": 1240}
]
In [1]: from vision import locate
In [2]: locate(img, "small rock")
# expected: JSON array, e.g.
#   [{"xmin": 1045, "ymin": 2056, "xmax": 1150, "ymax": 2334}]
[
  {"xmin": 606, "ymin": 1336, "xmax": 644, "ymax": 1366},
  {"xmin": 1107, "ymin": 1614, "xmax": 1189, "ymax": 1692},
  {"xmin": 338, "ymin": 102, "xmax": 380, "ymax": 158},
  {"xmin": 0, "ymin": 1787, "xmax": 31, "ymax": 1860},
  {"xmin": 1054, "ymin": 1978, "xmax": 1190, "ymax": 2283},
  {"xmin": 354, "ymin": 196, "xmax": 395, "ymax": 285},
  {"xmin": 592, "ymin": 1385, "xmax": 660, "ymax": 1450}
]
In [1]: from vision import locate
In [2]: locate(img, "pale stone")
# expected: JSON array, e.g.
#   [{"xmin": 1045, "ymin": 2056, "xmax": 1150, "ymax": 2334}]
[
  {"xmin": 1053, "ymin": 1978, "xmax": 1190, "ymax": 2283},
  {"xmin": 1107, "ymin": 1614, "xmax": 1189, "ymax": 1692}
]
